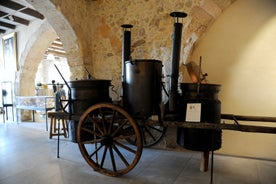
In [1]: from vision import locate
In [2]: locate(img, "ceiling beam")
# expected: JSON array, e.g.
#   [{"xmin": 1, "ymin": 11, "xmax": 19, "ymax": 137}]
[
  {"xmin": 51, "ymin": 42, "xmax": 63, "ymax": 47},
  {"xmin": 0, "ymin": 0, "xmax": 24, "ymax": 10},
  {"xmin": 0, "ymin": 0, "xmax": 44, "ymax": 20},
  {"xmin": 53, "ymin": 39, "xmax": 63, "ymax": 45},
  {"xmin": 45, "ymin": 50, "xmax": 66, "ymax": 58},
  {"xmin": 21, "ymin": 8, "xmax": 44, "ymax": 20},
  {"xmin": 0, "ymin": 28, "xmax": 6, "ymax": 33},
  {"xmin": 0, "ymin": 11, "xmax": 8, "ymax": 17},
  {"xmin": 50, "ymin": 46, "xmax": 64, "ymax": 51},
  {"xmin": 5, "ymin": 15, "xmax": 30, "ymax": 26},
  {"xmin": 47, "ymin": 47, "xmax": 66, "ymax": 54},
  {"xmin": 0, "ymin": 21, "xmax": 16, "ymax": 29}
]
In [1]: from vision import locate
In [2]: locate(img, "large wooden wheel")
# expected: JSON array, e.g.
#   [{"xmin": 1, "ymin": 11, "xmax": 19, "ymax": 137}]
[{"xmin": 77, "ymin": 103, "xmax": 143, "ymax": 177}]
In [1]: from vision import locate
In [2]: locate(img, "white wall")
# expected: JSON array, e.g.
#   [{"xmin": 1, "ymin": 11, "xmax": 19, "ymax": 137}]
[{"xmin": 190, "ymin": 0, "xmax": 276, "ymax": 160}]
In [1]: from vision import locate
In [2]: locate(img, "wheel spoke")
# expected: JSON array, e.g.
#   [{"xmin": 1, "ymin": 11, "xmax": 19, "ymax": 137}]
[
  {"xmin": 100, "ymin": 146, "xmax": 108, "ymax": 168},
  {"xmin": 99, "ymin": 107, "xmax": 108, "ymax": 134},
  {"xmin": 144, "ymin": 126, "xmax": 157, "ymax": 142},
  {"xmin": 111, "ymin": 119, "xmax": 128, "ymax": 137},
  {"xmin": 77, "ymin": 103, "xmax": 142, "ymax": 176},
  {"xmin": 113, "ymin": 134, "xmax": 136, "ymax": 140},
  {"xmin": 109, "ymin": 147, "xmax": 117, "ymax": 172},
  {"xmin": 81, "ymin": 138, "xmax": 101, "ymax": 144},
  {"xmin": 108, "ymin": 109, "xmax": 116, "ymax": 134},
  {"xmin": 148, "ymin": 125, "xmax": 164, "ymax": 133},
  {"xmin": 141, "ymin": 130, "xmax": 148, "ymax": 145},
  {"xmin": 81, "ymin": 127, "xmax": 102, "ymax": 137},
  {"xmin": 114, "ymin": 140, "xmax": 137, "ymax": 154},
  {"xmin": 112, "ymin": 144, "xmax": 129, "ymax": 167},
  {"xmin": 86, "ymin": 114, "xmax": 105, "ymax": 135},
  {"xmin": 89, "ymin": 144, "xmax": 104, "ymax": 159}
]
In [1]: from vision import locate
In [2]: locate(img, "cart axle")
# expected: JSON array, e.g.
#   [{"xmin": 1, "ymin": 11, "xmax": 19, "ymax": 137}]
[{"xmin": 101, "ymin": 135, "xmax": 113, "ymax": 147}]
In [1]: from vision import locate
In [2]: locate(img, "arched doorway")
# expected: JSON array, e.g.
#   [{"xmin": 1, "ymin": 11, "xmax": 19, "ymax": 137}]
[
  {"xmin": 18, "ymin": 0, "xmax": 83, "ymax": 96},
  {"xmin": 35, "ymin": 38, "xmax": 71, "ymax": 96}
]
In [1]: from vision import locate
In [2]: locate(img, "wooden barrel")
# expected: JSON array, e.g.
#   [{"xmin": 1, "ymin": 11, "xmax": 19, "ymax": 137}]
[
  {"xmin": 177, "ymin": 83, "xmax": 222, "ymax": 151},
  {"xmin": 68, "ymin": 79, "xmax": 111, "ymax": 142}
]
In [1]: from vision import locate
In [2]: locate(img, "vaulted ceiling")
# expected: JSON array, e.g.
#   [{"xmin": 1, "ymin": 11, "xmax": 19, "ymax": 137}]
[
  {"xmin": 0, "ymin": 0, "xmax": 66, "ymax": 57},
  {"xmin": 0, "ymin": 0, "xmax": 44, "ymax": 34}
]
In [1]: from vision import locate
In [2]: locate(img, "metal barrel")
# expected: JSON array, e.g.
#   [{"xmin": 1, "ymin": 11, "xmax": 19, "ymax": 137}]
[
  {"xmin": 124, "ymin": 59, "xmax": 162, "ymax": 119},
  {"xmin": 177, "ymin": 83, "xmax": 222, "ymax": 151},
  {"xmin": 68, "ymin": 79, "xmax": 111, "ymax": 142}
]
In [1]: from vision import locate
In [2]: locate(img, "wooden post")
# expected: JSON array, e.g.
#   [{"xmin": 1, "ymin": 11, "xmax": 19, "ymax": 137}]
[{"xmin": 200, "ymin": 151, "xmax": 209, "ymax": 172}]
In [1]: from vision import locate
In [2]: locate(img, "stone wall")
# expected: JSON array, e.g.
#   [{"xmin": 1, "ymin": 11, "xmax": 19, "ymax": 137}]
[
  {"xmin": 12, "ymin": 0, "xmax": 236, "ymax": 97},
  {"xmin": 49, "ymin": 0, "xmax": 234, "ymax": 100},
  {"xmin": 16, "ymin": 0, "xmax": 235, "ymax": 148},
  {"xmin": 15, "ymin": 0, "xmax": 276, "ymax": 160}
]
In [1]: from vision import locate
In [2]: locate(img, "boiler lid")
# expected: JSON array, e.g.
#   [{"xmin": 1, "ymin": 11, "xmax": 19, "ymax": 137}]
[
  {"xmin": 180, "ymin": 83, "xmax": 221, "ymax": 92},
  {"xmin": 68, "ymin": 79, "xmax": 111, "ymax": 88}
]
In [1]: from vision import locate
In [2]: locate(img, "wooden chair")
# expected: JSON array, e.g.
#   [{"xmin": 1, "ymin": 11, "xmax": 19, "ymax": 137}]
[
  {"xmin": 1, "ymin": 81, "xmax": 14, "ymax": 123},
  {"xmin": 49, "ymin": 112, "xmax": 68, "ymax": 139}
]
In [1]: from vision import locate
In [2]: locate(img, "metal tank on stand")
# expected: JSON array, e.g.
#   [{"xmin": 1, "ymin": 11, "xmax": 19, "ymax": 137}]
[
  {"xmin": 176, "ymin": 83, "xmax": 222, "ymax": 151},
  {"xmin": 53, "ymin": 65, "xmax": 112, "ymax": 143},
  {"xmin": 121, "ymin": 24, "xmax": 162, "ymax": 120},
  {"xmin": 166, "ymin": 12, "xmax": 222, "ymax": 154},
  {"xmin": 124, "ymin": 59, "xmax": 162, "ymax": 119},
  {"xmin": 68, "ymin": 79, "xmax": 111, "ymax": 142}
]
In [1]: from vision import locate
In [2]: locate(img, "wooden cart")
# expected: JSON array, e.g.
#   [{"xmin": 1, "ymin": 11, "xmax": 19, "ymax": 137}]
[
  {"xmin": 48, "ymin": 104, "xmax": 276, "ymax": 177},
  {"xmin": 48, "ymin": 11, "xmax": 276, "ymax": 183}
]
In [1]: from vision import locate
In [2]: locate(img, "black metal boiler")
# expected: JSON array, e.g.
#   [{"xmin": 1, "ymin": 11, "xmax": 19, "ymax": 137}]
[
  {"xmin": 68, "ymin": 79, "xmax": 111, "ymax": 142},
  {"xmin": 124, "ymin": 59, "xmax": 162, "ymax": 119},
  {"xmin": 177, "ymin": 83, "xmax": 222, "ymax": 151}
]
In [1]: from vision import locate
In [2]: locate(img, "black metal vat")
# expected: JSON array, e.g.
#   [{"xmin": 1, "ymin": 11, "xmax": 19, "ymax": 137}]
[
  {"xmin": 124, "ymin": 59, "xmax": 162, "ymax": 119},
  {"xmin": 177, "ymin": 83, "xmax": 222, "ymax": 151},
  {"xmin": 68, "ymin": 79, "xmax": 111, "ymax": 142}
]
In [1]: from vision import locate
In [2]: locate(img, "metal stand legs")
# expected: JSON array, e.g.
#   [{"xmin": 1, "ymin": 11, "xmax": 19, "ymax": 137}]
[
  {"xmin": 57, "ymin": 119, "xmax": 60, "ymax": 158},
  {"xmin": 210, "ymin": 151, "xmax": 214, "ymax": 184}
]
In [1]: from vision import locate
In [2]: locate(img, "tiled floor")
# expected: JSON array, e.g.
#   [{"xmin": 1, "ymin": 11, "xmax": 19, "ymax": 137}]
[{"xmin": 0, "ymin": 116, "xmax": 276, "ymax": 184}]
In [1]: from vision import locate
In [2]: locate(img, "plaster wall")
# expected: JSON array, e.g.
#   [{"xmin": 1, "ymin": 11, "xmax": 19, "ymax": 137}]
[
  {"xmin": 190, "ymin": 0, "xmax": 276, "ymax": 160},
  {"xmin": 0, "ymin": 18, "xmax": 45, "ymax": 92}
]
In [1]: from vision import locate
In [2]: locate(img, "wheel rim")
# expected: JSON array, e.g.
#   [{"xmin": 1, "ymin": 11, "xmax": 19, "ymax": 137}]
[{"xmin": 77, "ymin": 103, "xmax": 143, "ymax": 176}]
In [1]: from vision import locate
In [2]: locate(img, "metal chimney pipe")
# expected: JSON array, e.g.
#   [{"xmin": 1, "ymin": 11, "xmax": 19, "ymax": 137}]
[
  {"xmin": 168, "ymin": 12, "xmax": 187, "ymax": 112},
  {"xmin": 121, "ymin": 24, "xmax": 133, "ymax": 99}
]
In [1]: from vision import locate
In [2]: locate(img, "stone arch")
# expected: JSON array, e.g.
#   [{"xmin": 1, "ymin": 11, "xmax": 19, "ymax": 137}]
[
  {"xmin": 18, "ymin": 0, "xmax": 84, "ymax": 95},
  {"xmin": 18, "ymin": 22, "xmax": 57, "ymax": 95}
]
